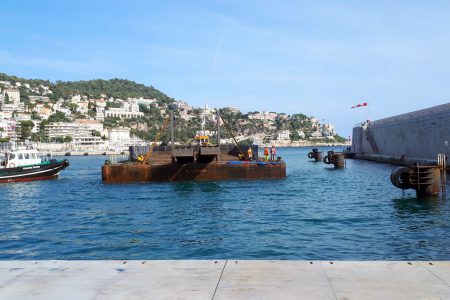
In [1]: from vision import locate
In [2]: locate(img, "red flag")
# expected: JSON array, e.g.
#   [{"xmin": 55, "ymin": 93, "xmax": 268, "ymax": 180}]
[{"xmin": 351, "ymin": 102, "xmax": 368, "ymax": 109}]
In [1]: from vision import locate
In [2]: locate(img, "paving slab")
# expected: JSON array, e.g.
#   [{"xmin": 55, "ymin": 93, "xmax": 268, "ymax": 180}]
[
  {"xmin": 213, "ymin": 260, "xmax": 336, "ymax": 300},
  {"xmin": 420, "ymin": 261, "xmax": 450, "ymax": 287},
  {"xmin": 0, "ymin": 260, "xmax": 225, "ymax": 300},
  {"xmin": 322, "ymin": 261, "xmax": 450, "ymax": 300}
]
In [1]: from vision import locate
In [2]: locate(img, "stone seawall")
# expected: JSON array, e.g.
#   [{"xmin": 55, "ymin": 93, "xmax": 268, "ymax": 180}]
[{"xmin": 352, "ymin": 103, "xmax": 450, "ymax": 166}]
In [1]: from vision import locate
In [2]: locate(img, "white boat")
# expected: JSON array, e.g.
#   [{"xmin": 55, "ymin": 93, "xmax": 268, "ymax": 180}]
[{"xmin": 0, "ymin": 148, "xmax": 70, "ymax": 183}]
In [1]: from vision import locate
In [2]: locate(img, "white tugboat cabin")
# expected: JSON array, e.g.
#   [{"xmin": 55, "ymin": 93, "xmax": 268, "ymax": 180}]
[{"xmin": 1, "ymin": 149, "xmax": 42, "ymax": 169}]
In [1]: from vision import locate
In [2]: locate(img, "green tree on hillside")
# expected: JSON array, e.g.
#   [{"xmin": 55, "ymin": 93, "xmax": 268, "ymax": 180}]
[{"xmin": 20, "ymin": 120, "xmax": 34, "ymax": 141}]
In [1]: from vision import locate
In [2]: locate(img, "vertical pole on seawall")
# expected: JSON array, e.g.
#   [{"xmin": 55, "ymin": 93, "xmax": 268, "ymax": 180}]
[
  {"xmin": 216, "ymin": 109, "xmax": 221, "ymax": 145},
  {"xmin": 170, "ymin": 110, "xmax": 174, "ymax": 149},
  {"xmin": 216, "ymin": 109, "xmax": 221, "ymax": 161}
]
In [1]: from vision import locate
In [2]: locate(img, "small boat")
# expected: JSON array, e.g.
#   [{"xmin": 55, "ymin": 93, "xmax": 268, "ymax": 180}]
[{"xmin": 0, "ymin": 149, "xmax": 70, "ymax": 183}]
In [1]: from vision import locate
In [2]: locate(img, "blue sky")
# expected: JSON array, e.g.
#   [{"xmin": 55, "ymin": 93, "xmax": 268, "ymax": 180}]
[{"xmin": 1, "ymin": 0, "xmax": 450, "ymax": 136}]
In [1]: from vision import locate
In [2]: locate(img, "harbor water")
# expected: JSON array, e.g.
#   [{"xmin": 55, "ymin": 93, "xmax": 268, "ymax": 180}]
[{"xmin": 0, "ymin": 147, "xmax": 449, "ymax": 260}]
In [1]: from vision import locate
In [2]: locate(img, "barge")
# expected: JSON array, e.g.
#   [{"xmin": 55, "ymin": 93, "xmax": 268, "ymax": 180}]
[
  {"xmin": 102, "ymin": 109, "xmax": 286, "ymax": 183},
  {"xmin": 102, "ymin": 150, "xmax": 286, "ymax": 183}
]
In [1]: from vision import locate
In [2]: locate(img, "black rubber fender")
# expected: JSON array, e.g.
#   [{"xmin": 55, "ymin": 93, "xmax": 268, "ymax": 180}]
[
  {"xmin": 308, "ymin": 152, "xmax": 314, "ymax": 159},
  {"xmin": 323, "ymin": 155, "xmax": 331, "ymax": 164},
  {"xmin": 390, "ymin": 167, "xmax": 412, "ymax": 189},
  {"xmin": 312, "ymin": 148, "xmax": 319, "ymax": 153}
]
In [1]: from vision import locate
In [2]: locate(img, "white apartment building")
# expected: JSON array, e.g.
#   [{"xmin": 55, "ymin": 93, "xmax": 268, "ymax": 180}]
[
  {"xmin": 2, "ymin": 103, "xmax": 26, "ymax": 113},
  {"xmin": 71, "ymin": 94, "xmax": 81, "ymax": 103},
  {"xmin": 76, "ymin": 100, "xmax": 89, "ymax": 114},
  {"xmin": 45, "ymin": 122, "xmax": 105, "ymax": 147},
  {"xmin": 108, "ymin": 127, "xmax": 130, "ymax": 145},
  {"xmin": 134, "ymin": 97, "xmax": 157, "ymax": 106},
  {"xmin": 277, "ymin": 130, "xmax": 291, "ymax": 141},
  {"xmin": 0, "ymin": 120, "xmax": 8, "ymax": 138},
  {"xmin": 105, "ymin": 100, "xmax": 144, "ymax": 119},
  {"xmin": 96, "ymin": 107, "xmax": 105, "ymax": 121},
  {"xmin": 2, "ymin": 88, "xmax": 20, "ymax": 104}
]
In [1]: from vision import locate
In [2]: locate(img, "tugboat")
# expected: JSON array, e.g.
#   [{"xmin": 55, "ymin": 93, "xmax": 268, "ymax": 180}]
[{"xmin": 0, "ymin": 148, "xmax": 70, "ymax": 183}]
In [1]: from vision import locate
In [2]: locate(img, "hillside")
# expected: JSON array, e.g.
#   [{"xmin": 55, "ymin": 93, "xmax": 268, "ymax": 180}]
[
  {"xmin": 0, "ymin": 72, "xmax": 347, "ymax": 145},
  {"xmin": 0, "ymin": 73, "xmax": 174, "ymax": 104}
]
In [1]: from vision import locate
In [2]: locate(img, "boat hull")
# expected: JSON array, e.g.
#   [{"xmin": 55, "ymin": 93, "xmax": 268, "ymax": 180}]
[
  {"xmin": 102, "ymin": 161, "xmax": 286, "ymax": 183},
  {"xmin": 0, "ymin": 160, "xmax": 70, "ymax": 183}
]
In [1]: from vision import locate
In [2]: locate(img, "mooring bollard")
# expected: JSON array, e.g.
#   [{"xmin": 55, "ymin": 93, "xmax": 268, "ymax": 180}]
[
  {"xmin": 323, "ymin": 151, "xmax": 345, "ymax": 168},
  {"xmin": 307, "ymin": 148, "xmax": 323, "ymax": 162},
  {"xmin": 391, "ymin": 164, "xmax": 442, "ymax": 197}
]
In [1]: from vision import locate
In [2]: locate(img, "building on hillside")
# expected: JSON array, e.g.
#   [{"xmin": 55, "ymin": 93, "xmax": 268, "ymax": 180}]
[
  {"xmin": 28, "ymin": 96, "xmax": 51, "ymax": 103},
  {"xmin": 94, "ymin": 99, "xmax": 107, "ymax": 108},
  {"xmin": 104, "ymin": 100, "xmax": 144, "ymax": 119},
  {"xmin": 297, "ymin": 130, "xmax": 306, "ymax": 139},
  {"xmin": 310, "ymin": 131, "xmax": 323, "ymax": 139},
  {"xmin": 108, "ymin": 127, "xmax": 130, "ymax": 145},
  {"xmin": 76, "ymin": 100, "xmax": 89, "ymax": 114},
  {"xmin": 96, "ymin": 107, "xmax": 105, "ymax": 121},
  {"xmin": 277, "ymin": 130, "xmax": 291, "ymax": 141},
  {"xmin": 2, "ymin": 102, "xmax": 26, "ymax": 113},
  {"xmin": 175, "ymin": 100, "xmax": 190, "ymax": 111},
  {"xmin": 2, "ymin": 88, "xmax": 20, "ymax": 104},
  {"xmin": 33, "ymin": 104, "xmax": 52, "ymax": 119},
  {"xmin": 44, "ymin": 121, "xmax": 105, "ymax": 147},
  {"xmin": 71, "ymin": 93, "xmax": 81, "ymax": 103},
  {"xmin": 54, "ymin": 107, "xmax": 71, "ymax": 117},
  {"xmin": 75, "ymin": 119, "xmax": 104, "ymax": 134},
  {"xmin": 224, "ymin": 107, "xmax": 240, "ymax": 114},
  {"xmin": 134, "ymin": 97, "xmax": 157, "ymax": 106},
  {"xmin": 0, "ymin": 120, "xmax": 8, "ymax": 138}
]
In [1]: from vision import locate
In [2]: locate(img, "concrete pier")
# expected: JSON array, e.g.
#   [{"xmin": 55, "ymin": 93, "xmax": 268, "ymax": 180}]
[
  {"xmin": 351, "ymin": 103, "xmax": 450, "ymax": 167},
  {"xmin": 0, "ymin": 260, "xmax": 449, "ymax": 299}
]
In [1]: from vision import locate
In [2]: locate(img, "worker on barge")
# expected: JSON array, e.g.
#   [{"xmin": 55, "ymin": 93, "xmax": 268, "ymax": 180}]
[{"xmin": 247, "ymin": 146, "xmax": 253, "ymax": 161}]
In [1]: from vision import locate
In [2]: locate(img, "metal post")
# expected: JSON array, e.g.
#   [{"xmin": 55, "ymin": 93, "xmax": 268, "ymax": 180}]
[
  {"xmin": 170, "ymin": 110, "xmax": 174, "ymax": 149},
  {"xmin": 216, "ymin": 109, "xmax": 220, "ymax": 145},
  {"xmin": 216, "ymin": 109, "xmax": 221, "ymax": 161}
]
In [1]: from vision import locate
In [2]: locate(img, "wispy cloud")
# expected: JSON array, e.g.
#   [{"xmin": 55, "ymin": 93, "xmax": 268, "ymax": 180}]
[{"xmin": 211, "ymin": 38, "xmax": 224, "ymax": 70}]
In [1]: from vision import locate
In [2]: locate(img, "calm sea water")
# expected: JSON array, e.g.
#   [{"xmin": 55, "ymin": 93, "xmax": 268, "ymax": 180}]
[{"xmin": 1, "ymin": 147, "xmax": 449, "ymax": 260}]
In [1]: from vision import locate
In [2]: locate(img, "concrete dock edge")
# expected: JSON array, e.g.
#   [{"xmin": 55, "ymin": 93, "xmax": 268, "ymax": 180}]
[{"xmin": 0, "ymin": 260, "xmax": 449, "ymax": 299}]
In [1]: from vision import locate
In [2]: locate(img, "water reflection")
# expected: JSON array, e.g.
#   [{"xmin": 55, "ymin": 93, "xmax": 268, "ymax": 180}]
[
  {"xmin": 171, "ymin": 182, "xmax": 196, "ymax": 196},
  {"xmin": 392, "ymin": 196, "xmax": 445, "ymax": 217}
]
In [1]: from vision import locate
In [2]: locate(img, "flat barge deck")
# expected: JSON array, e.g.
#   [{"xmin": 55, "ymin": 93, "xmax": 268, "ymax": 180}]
[{"xmin": 102, "ymin": 151, "xmax": 286, "ymax": 183}]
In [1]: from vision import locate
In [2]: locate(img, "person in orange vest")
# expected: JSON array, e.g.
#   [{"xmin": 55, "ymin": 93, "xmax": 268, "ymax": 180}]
[
  {"xmin": 264, "ymin": 147, "xmax": 269, "ymax": 161},
  {"xmin": 270, "ymin": 145, "xmax": 276, "ymax": 161},
  {"xmin": 247, "ymin": 146, "xmax": 253, "ymax": 161}
]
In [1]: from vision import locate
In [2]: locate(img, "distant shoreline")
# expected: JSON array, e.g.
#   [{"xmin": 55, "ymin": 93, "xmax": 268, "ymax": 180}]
[{"xmin": 44, "ymin": 143, "xmax": 350, "ymax": 157}]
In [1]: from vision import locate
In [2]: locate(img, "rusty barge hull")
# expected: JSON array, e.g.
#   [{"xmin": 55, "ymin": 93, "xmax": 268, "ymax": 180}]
[{"xmin": 102, "ymin": 162, "xmax": 286, "ymax": 183}]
